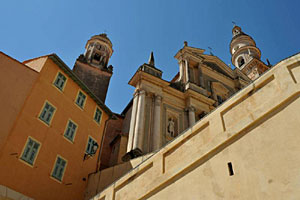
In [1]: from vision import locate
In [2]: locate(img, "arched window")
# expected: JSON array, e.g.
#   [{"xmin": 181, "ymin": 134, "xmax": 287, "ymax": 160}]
[
  {"xmin": 93, "ymin": 53, "xmax": 101, "ymax": 61},
  {"xmin": 238, "ymin": 57, "xmax": 245, "ymax": 67}
]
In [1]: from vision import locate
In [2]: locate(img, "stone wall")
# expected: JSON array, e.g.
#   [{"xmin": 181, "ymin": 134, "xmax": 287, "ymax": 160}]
[
  {"xmin": 73, "ymin": 61, "xmax": 112, "ymax": 103},
  {"xmin": 85, "ymin": 153, "xmax": 153, "ymax": 200},
  {"xmin": 89, "ymin": 53, "xmax": 300, "ymax": 200}
]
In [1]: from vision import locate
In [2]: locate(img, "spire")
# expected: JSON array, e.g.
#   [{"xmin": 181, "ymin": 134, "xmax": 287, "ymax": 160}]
[{"xmin": 148, "ymin": 51, "xmax": 155, "ymax": 66}]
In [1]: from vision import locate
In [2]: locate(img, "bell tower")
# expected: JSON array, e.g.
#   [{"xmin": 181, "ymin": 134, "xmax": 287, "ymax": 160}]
[
  {"xmin": 73, "ymin": 33, "xmax": 113, "ymax": 103},
  {"xmin": 230, "ymin": 26, "xmax": 268, "ymax": 80}
]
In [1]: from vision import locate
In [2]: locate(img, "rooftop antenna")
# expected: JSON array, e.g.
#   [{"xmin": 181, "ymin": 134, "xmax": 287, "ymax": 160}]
[{"xmin": 208, "ymin": 47, "xmax": 214, "ymax": 55}]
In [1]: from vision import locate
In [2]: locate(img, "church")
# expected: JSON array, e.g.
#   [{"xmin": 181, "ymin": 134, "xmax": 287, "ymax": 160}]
[
  {"xmin": 96, "ymin": 25, "xmax": 269, "ymax": 171},
  {"xmin": 0, "ymin": 24, "xmax": 300, "ymax": 200},
  {"xmin": 86, "ymin": 26, "xmax": 300, "ymax": 199}
]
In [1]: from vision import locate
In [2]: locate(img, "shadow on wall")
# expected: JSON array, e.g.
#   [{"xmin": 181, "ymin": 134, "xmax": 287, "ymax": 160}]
[{"xmin": 84, "ymin": 153, "xmax": 153, "ymax": 200}]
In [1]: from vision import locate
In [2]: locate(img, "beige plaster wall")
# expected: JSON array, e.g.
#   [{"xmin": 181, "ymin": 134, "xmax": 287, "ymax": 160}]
[
  {"xmin": 90, "ymin": 53, "xmax": 300, "ymax": 200},
  {"xmin": 0, "ymin": 185, "xmax": 33, "ymax": 200},
  {"xmin": 85, "ymin": 153, "xmax": 153, "ymax": 200}
]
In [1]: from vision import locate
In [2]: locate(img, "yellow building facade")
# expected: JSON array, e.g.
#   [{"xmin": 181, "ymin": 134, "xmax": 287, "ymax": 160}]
[{"xmin": 0, "ymin": 53, "xmax": 113, "ymax": 200}]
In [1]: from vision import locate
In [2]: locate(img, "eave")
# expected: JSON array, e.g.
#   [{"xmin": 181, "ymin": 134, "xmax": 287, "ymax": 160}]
[{"xmin": 48, "ymin": 54, "xmax": 115, "ymax": 119}]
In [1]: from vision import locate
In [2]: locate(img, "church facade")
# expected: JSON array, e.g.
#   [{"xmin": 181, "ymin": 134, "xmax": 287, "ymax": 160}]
[
  {"xmin": 87, "ymin": 27, "xmax": 300, "ymax": 200},
  {"xmin": 99, "ymin": 26, "xmax": 270, "ymax": 170}
]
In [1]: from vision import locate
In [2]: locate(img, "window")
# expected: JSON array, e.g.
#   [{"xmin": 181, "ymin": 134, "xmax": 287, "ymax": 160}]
[
  {"xmin": 52, "ymin": 156, "xmax": 67, "ymax": 181},
  {"xmin": 39, "ymin": 102, "xmax": 56, "ymax": 125},
  {"xmin": 85, "ymin": 136, "xmax": 98, "ymax": 155},
  {"xmin": 76, "ymin": 91, "xmax": 86, "ymax": 108},
  {"xmin": 94, "ymin": 107, "xmax": 102, "ymax": 124},
  {"xmin": 238, "ymin": 57, "xmax": 245, "ymax": 67},
  {"xmin": 53, "ymin": 72, "xmax": 67, "ymax": 91},
  {"xmin": 21, "ymin": 138, "xmax": 40, "ymax": 165},
  {"xmin": 93, "ymin": 53, "xmax": 101, "ymax": 61},
  {"xmin": 64, "ymin": 120, "xmax": 77, "ymax": 142}
]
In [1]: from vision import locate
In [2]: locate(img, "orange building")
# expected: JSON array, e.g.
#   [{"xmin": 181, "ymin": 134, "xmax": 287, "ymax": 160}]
[{"xmin": 0, "ymin": 52, "xmax": 113, "ymax": 200}]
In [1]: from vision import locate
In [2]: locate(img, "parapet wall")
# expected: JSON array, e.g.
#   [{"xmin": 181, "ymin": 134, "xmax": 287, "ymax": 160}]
[{"xmin": 91, "ymin": 53, "xmax": 300, "ymax": 200}]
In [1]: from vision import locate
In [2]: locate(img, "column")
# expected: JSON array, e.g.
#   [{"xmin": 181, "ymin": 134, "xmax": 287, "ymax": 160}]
[
  {"xmin": 152, "ymin": 95, "xmax": 162, "ymax": 151},
  {"xmin": 178, "ymin": 59, "xmax": 184, "ymax": 82},
  {"xmin": 185, "ymin": 59, "xmax": 189, "ymax": 83},
  {"xmin": 188, "ymin": 106, "xmax": 196, "ymax": 127},
  {"xmin": 132, "ymin": 90, "xmax": 146, "ymax": 152},
  {"xmin": 127, "ymin": 90, "xmax": 140, "ymax": 152}
]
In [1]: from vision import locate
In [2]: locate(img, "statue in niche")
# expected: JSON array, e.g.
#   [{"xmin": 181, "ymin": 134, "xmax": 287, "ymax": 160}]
[{"xmin": 167, "ymin": 117, "xmax": 176, "ymax": 137}]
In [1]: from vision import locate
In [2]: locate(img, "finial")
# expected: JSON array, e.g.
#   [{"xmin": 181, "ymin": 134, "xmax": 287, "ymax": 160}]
[
  {"xmin": 148, "ymin": 51, "xmax": 155, "ymax": 66},
  {"xmin": 184, "ymin": 41, "xmax": 188, "ymax": 47}
]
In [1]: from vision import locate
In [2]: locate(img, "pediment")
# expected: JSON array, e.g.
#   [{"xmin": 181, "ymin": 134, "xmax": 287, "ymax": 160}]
[
  {"xmin": 201, "ymin": 55, "xmax": 235, "ymax": 79},
  {"xmin": 174, "ymin": 46, "xmax": 205, "ymax": 60}
]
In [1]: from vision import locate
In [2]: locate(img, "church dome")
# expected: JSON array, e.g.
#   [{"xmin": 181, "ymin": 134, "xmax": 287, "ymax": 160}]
[{"xmin": 88, "ymin": 33, "xmax": 113, "ymax": 49}]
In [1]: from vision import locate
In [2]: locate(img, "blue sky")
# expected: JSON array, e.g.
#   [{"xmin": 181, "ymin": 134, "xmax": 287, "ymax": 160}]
[{"xmin": 1, "ymin": 0, "xmax": 299, "ymax": 113}]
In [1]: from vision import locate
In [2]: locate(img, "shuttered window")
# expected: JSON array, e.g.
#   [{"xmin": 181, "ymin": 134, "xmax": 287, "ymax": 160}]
[
  {"xmin": 39, "ymin": 102, "xmax": 56, "ymax": 125},
  {"xmin": 21, "ymin": 138, "xmax": 40, "ymax": 165},
  {"xmin": 76, "ymin": 91, "xmax": 86, "ymax": 108},
  {"xmin": 64, "ymin": 120, "xmax": 77, "ymax": 142},
  {"xmin": 52, "ymin": 156, "xmax": 67, "ymax": 181},
  {"xmin": 94, "ymin": 107, "xmax": 102, "ymax": 124},
  {"xmin": 54, "ymin": 72, "xmax": 67, "ymax": 91},
  {"xmin": 86, "ymin": 136, "xmax": 97, "ymax": 155}
]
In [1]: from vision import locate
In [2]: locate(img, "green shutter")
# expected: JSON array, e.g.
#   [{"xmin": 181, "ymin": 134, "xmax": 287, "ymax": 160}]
[{"xmin": 21, "ymin": 138, "xmax": 40, "ymax": 165}]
